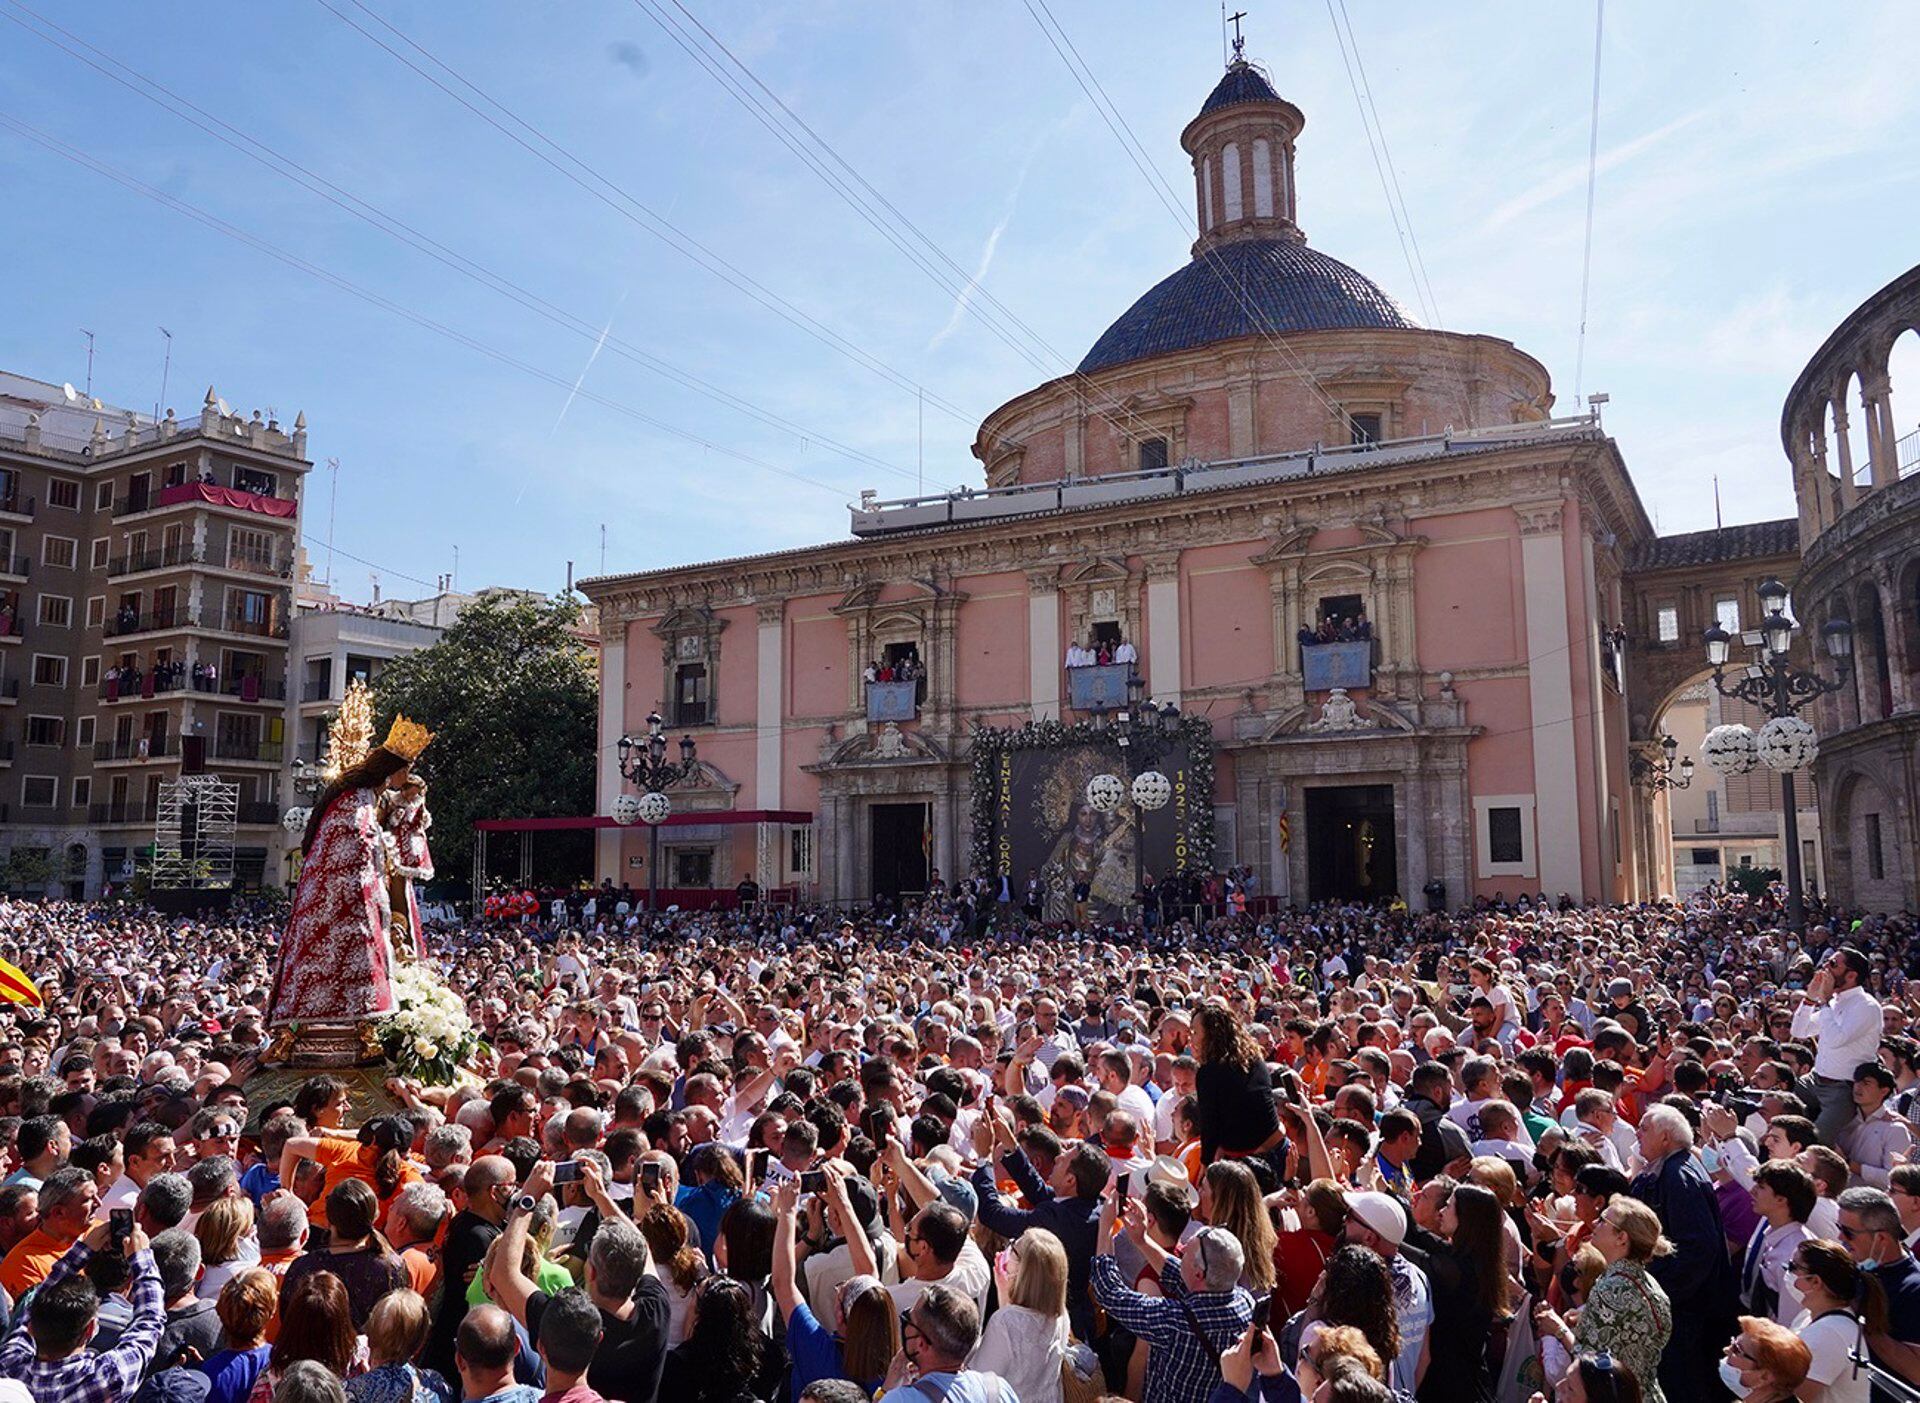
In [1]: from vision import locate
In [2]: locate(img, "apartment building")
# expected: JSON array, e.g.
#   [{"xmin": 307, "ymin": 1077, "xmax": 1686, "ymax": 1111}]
[{"xmin": 0, "ymin": 373, "xmax": 309, "ymax": 895}]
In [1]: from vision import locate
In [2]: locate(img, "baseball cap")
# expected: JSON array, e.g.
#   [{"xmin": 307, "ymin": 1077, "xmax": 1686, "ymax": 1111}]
[{"xmin": 1345, "ymin": 1190, "xmax": 1407, "ymax": 1249}]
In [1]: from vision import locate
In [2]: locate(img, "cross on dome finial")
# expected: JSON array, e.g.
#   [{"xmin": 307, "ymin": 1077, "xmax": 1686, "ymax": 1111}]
[{"xmin": 1228, "ymin": 10, "xmax": 1248, "ymax": 64}]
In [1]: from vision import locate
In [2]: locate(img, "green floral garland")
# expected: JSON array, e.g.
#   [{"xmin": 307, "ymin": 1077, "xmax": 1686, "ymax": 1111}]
[{"xmin": 966, "ymin": 713, "xmax": 1215, "ymax": 876}]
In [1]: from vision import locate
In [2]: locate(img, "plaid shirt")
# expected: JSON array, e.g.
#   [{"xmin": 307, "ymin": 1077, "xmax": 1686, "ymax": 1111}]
[
  {"xmin": 1092, "ymin": 1254, "xmax": 1254, "ymax": 1403},
  {"xmin": 0, "ymin": 1241, "xmax": 164, "ymax": 1403}
]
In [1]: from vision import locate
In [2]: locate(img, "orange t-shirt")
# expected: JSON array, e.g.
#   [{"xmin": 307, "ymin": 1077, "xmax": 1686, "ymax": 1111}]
[
  {"xmin": 308, "ymin": 1136, "xmax": 421, "ymax": 1229},
  {"xmin": 0, "ymin": 1228, "xmax": 71, "ymax": 1299}
]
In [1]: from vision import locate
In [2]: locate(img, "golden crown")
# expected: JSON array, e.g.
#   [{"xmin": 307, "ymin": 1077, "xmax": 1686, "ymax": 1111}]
[{"xmin": 381, "ymin": 714, "xmax": 436, "ymax": 762}]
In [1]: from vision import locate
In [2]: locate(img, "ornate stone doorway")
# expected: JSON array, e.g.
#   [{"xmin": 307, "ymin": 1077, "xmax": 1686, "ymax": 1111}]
[{"xmin": 870, "ymin": 802, "xmax": 930, "ymax": 901}]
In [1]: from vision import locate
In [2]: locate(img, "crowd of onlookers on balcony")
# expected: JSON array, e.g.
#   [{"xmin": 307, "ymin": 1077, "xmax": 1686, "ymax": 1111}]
[
  {"xmin": 862, "ymin": 655, "xmax": 925, "ymax": 686},
  {"xmin": 1297, "ymin": 611, "xmax": 1373, "ymax": 647},
  {"xmin": 1064, "ymin": 636, "xmax": 1139, "ymax": 669}
]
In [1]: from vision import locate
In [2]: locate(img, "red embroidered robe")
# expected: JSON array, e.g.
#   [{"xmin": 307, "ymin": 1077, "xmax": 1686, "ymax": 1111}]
[{"xmin": 269, "ymin": 786, "xmax": 397, "ymax": 1026}]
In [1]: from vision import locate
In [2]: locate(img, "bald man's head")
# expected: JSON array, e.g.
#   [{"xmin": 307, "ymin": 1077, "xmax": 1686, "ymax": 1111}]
[{"xmin": 462, "ymin": 1155, "xmax": 516, "ymax": 1221}]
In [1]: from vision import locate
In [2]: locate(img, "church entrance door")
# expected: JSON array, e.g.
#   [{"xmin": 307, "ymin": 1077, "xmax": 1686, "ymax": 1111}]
[
  {"xmin": 1305, "ymin": 784, "xmax": 1397, "ymax": 902},
  {"xmin": 869, "ymin": 802, "xmax": 929, "ymax": 902}
]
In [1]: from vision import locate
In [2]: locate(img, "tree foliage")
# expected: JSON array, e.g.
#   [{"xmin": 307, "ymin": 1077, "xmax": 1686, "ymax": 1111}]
[{"xmin": 370, "ymin": 593, "xmax": 598, "ymax": 884}]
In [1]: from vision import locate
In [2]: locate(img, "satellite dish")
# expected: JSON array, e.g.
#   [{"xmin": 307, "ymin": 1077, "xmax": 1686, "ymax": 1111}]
[
  {"xmin": 216, "ymin": 397, "xmax": 231, "ymax": 417},
  {"xmin": 61, "ymin": 383, "xmax": 78, "ymax": 403}
]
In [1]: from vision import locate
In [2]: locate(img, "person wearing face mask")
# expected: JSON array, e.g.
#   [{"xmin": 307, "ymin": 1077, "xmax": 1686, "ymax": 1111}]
[
  {"xmin": 1833, "ymin": 1186, "xmax": 1920, "ymax": 1384},
  {"xmin": 1716, "ymin": 1315, "xmax": 1812, "ymax": 1402}
]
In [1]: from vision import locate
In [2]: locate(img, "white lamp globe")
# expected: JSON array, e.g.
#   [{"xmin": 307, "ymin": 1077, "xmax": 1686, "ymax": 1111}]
[
  {"xmin": 611, "ymin": 792, "xmax": 644, "ymax": 825},
  {"xmin": 1756, "ymin": 715, "xmax": 1819, "ymax": 772},
  {"xmin": 1701, "ymin": 723, "xmax": 1759, "ymax": 777},
  {"xmin": 1085, "ymin": 774, "xmax": 1125, "ymax": 813},
  {"xmin": 637, "ymin": 791, "xmax": 673, "ymax": 825},
  {"xmin": 1131, "ymin": 770, "xmax": 1172, "ymax": 811},
  {"xmin": 281, "ymin": 807, "xmax": 310, "ymax": 834}
]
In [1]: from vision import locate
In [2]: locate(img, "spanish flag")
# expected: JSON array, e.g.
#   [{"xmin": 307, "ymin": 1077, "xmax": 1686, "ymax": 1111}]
[{"xmin": 0, "ymin": 956, "xmax": 42, "ymax": 1009}]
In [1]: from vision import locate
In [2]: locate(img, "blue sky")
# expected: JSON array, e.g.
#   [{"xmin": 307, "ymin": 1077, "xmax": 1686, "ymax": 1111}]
[{"xmin": 4, "ymin": 1, "xmax": 1917, "ymax": 602}]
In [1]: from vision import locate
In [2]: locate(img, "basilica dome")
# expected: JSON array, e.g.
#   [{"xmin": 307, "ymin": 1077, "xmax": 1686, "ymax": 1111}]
[{"xmin": 1077, "ymin": 237, "xmax": 1420, "ymax": 375}]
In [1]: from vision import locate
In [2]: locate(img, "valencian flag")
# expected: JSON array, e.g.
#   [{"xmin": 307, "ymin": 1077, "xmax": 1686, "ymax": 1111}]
[{"xmin": 0, "ymin": 956, "xmax": 41, "ymax": 1009}]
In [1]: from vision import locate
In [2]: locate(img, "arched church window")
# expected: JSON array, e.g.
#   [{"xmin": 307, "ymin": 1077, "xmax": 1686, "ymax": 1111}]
[
  {"xmin": 1252, "ymin": 138, "xmax": 1274, "ymax": 217},
  {"xmin": 1201, "ymin": 156, "xmax": 1214, "ymax": 229},
  {"xmin": 1222, "ymin": 141, "xmax": 1243, "ymax": 222}
]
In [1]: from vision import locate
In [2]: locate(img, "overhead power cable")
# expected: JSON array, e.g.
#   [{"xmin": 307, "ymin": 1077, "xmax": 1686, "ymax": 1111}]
[
  {"xmin": 0, "ymin": 111, "xmax": 860, "ymax": 502},
  {"xmin": 308, "ymin": 0, "xmax": 978, "ymax": 431},
  {"xmin": 0, "ymin": 0, "xmax": 930, "ymax": 488},
  {"xmin": 1324, "ymin": 0, "xmax": 1442, "ymax": 329},
  {"xmin": 1574, "ymin": 0, "xmax": 1606, "ymax": 407},
  {"xmin": 633, "ymin": 0, "xmax": 1166, "ymax": 453}
]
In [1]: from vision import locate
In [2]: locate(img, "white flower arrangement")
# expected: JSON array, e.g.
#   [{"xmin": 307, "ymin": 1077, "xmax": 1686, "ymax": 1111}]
[{"xmin": 376, "ymin": 962, "xmax": 480, "ymax": 1084}]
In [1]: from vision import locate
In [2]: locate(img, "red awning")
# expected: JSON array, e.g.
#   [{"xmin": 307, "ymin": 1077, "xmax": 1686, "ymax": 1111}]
[{"xmin": 472, "ymin": 810, "xmax": 812, "ymax": 832}]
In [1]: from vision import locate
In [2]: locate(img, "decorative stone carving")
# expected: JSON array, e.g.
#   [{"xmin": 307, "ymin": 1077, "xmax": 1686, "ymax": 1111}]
[
  {"xmin": 1513, "ymin": 502, "xmax": 1564, "ymax": 536},
  {"xmin": 1304, "ymin": 688, "xmax": 1368, "ymax": 732}
]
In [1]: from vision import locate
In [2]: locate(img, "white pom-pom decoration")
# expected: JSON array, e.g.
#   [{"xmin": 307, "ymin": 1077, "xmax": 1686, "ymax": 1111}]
[
  {"xmin": 637, "ymin": 791, "xmax": 673, "ymax": 825},
  {"xmin": 1131, "ymin": 770, "xmax": 1172, "ymax": 810},
  {"xmin": 1757, "ymin": 715, "xmax": 1819, "ymax": 772},
  {"xmin": 282, "ymin": 807, "xmax": 310, "ymax": 834},
  {"xmin": 1085, "ymin": 774, "xmax": 1124, "ymax": 813},
  {"xmin": 1701, "ymin": 723, "xmax": 1758, "ymax": 776},
  {"xmin": 611, "ymin": 792, "xmax": 644, "ymax": 825}
]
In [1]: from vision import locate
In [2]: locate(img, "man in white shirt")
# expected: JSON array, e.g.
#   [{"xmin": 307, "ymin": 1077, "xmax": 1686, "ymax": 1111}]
[
  {"xmin": 1113, "ymin": 639, "xmax": 1137, "ymax": 665},
  {"xmin": 886, "ymin": 1201, "xmax": 992, "ymax": 1318},
  {"xmin": 1790, "ymin": 946, "xmax": 1884, "ymax": 1144}
]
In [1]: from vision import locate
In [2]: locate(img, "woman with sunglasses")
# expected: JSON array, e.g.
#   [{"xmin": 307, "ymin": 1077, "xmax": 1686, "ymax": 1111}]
[
  {"xmin": 1718, "ymin": 1315, "xmax": 1813, "ymax": 1402},
  {"xmin": 1786, "ymin": 1239, "xmax": 1882, "ymax": 1403},
  {"xmin": 1533, "ymin": 1198, "xmax": 1672, "ymax": 1403}
]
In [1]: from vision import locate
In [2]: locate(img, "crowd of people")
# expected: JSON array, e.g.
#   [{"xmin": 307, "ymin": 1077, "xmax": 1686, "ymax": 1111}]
[
  {"xmin": 1064, "ymin": 638, "xmax": 1140, "ymax": 670},
  {"xmin": 1296, "ymin": 614, "xmax": 1373, "ymax": 648},
  {"xmin": 0, "ymin": 881, "xmax": 1911, "ymax": 1403}
]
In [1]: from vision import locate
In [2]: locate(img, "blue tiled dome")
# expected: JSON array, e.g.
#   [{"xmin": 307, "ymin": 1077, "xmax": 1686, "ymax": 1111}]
[
  {"xmin": 1197, "ymin": 62, "xmax": 1282, "ymax": 118},
  {"xmin": 1077, "ymin": 238, "xmax": 1421, "ymax": 375}
]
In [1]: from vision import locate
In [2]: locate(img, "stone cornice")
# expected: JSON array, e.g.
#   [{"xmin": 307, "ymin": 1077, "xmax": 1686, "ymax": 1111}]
[{"xmin": 585, "ymin": 438, "xmax": 1617, "ymax": 621}]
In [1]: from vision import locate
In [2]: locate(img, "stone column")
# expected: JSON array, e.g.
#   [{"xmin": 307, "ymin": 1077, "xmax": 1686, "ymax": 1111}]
[
  {"xmin": 754, "ymin": 601, "xmax": 784, "ymax": 810},
  {"xmin": 1026, "ymin": 569, "xmax": 1061, "ymax": 721},
  {"xmin": 1873, "ymin": 567, "xmax": 1914, "ymax": 714},
  {"xmin": 1863, "ymin": 376, "xmax": 1893, "ymax": 487},
  {"xmin": 597, "ymin": 626, "xmax": 627, "ymax": 882},
  {"xmin": 1516, "ymin": 504, "xmax": 1584, "ymax": 898},
  {"xmin": 1834, "ymin": 399, "xmax": 1858, "ymax": 512},
  {"xmin": 1144, "ymin": 550, "xmax": 1183, "ymax": 706}
]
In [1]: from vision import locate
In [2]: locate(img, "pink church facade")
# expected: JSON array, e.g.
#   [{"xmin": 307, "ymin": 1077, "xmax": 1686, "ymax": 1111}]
[{"xmin": 580, "ymin": 56, "xmax": 1662, "ymax": 910}]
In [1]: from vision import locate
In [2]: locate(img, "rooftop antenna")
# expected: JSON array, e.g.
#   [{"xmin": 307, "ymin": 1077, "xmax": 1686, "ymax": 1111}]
[
  {"xmin": 1220, "ymin": 0, "xmax": 1229, "ymax": 66},
  {"xmin": 917, "ymin": 387, "xmax": 924, "ymax": 497},
  {"xmin": 600, "ymin": 524, "xmax": 607, "ymax": 575},
  {"xmin": 452, "ymin": 544, "xmax": 459, "ymax": 592},
  {"xmin": 80, "ymin": 329, "xmax": 95, "ymax": 397},
  {"xmin": 323, "ymin": 456, "xmax": 340, "ymax": 590},
  {"xmin": 156, "ymin": 328, "xmax": 172, "ymax": 424},
  {"xmin": 1714, "ymin": 475, "xmax": 1723, "ymax": 531},
  {"xmin": 1228, "ymin": 8, "xmax": 1248, "ymax": 62}
]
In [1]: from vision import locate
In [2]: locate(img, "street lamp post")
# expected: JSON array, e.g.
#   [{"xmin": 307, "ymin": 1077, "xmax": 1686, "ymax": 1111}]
[
  {"xmin": 1089, "ymin": 672, "xmax": 1183, "ymax": 926},
  {"xmin": 1701, "ymin": 576, "xmax": 1853, "ymax": 933},
  {"xmin": 617, "ymin": 711, "xmax": 700, "ymax": 915}
]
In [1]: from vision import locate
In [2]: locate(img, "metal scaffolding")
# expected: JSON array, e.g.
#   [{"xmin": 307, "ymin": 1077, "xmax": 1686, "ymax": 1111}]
[{"xmin": 152, "ymin": 774, "xmax": 240, "ymax": 888}]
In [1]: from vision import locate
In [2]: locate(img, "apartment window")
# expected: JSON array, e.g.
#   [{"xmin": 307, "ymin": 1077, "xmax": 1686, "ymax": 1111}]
[
  {"xmin": 90, "ymin": 538, "xmax": 109, "ymax": 570},
  {"xmin": 232, "ymin": 466, "xmax": 278, "ymax": 498},
  {"xmin": 1656, "ymin": 605, "xmax": 1680, "ymax": 643},
  {"xmin": 1349, "ymin": 412, "xmax": 1383, "ymax": 446},
  {"xmin": 45, "ymin": 479, "xmax": 79, "ymax": 510},
  {"xmin": 71, "ymin": 777, "xmax": 90, "ymax": 807},
  {"xmin": 41, "ymin": 537, "xmax": 76, "ymax": 569},
  {"xmin": 79, "ymin": 656, "xmax": 99, "ymax": 687},
  {"xmin": 25, "ymin": 716, "xmax": 64, "ymax": 747},
  {"xmin": 21, "ymin": 777, "xmax": 55, "ymax": 808},
  {"xmin": 1867, "ymin": 813, "xmax": 1885, "ymax": 880},
  {"xmin": 84, "ymin": 597, "xmax": 104, "ymax": 629},
  {"xmin": 76, "ymin": 716, "xmax": 95, "ymax": 747},
  {"xmin": 1714, "ymin": 597, "xmax": 1741, "ymax": 634},
  {"xmin": 30, "ymin": 655, "xmax": 65, "ymax": 687},
  {"xmin": 1138, "ymin": 437, "xmax": 1169, "ymax": 472},
  {"xmin": 1690, "ymin": 848, "xmax": 1719, "ymax": 867},
  {"xmin": 229, "ymin": 527, "xmax": 274, "ymax": 569},
  {"xmin": 37, "ymin": 595, "xmax": 70, "ymax": 627},
  {"xmin": 94, "ymin": 482, "xmax": 112, "ymax": 510},
  {"xmin": 1474, "ymin": 794, "xmax": 1536, "ymax": 878}
]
